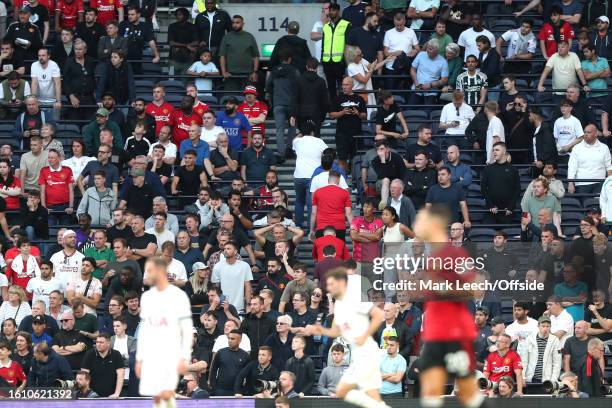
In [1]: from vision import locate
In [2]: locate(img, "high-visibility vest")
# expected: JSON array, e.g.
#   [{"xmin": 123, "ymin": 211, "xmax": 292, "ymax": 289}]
[
  {"xmin": 322, "ymin": 19, "xmax": 350, "ymax": 63},
  {"xmin": 194, "ymin": 0, "xmax": 207, "ymax": 14}
]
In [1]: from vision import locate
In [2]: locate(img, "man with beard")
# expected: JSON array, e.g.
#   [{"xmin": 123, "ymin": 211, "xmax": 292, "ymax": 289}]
[
  {"xmin": 169, "ymin": 95, "xmax": 203, "ymax": 146},
  {"xmin": 216, "ymin": 97, "xmax": 251, "ymax": 152},
  {"xmin": 240, "ymin": 297, "xmax": 275, "ymax": 360},
  {"xmin": 241, "ymin": 133, "xmax": 276, "ymax": 183},
  {"xmin": 76, "ymin": 8, "xmax": 104, "ymax": 59},
  {"xmin": 103, "ymin": 238, "xmax": 141, "ymax": 289},
  {"xmin": 255, "ymin": 169, "xmax": 279, "ymax": 209},
  {"xmin": 218, "ymin": 15, "xmax": 259, "ymax": 91},
  {"xmin": 255, "ymin": 258, "xmax": 292, "ymax": 311},
  {"xmin": 500, "ymin": 95, "xmax": 534, "ymax": 164},
  {"xmin": 193, "ymin": 0, "xmax": 231, "ymax": 53},
  {"xmin": 346, "ymin": 12, "xmax": 384, "ymax": 74},
  {"xmin": 100, "ymin": 93, "xmax": 125, "ymax": 134},
  {"xmin": 126, "ymin": 98, "xmax": 156, "ymax": 144},
  {"xmin": 186, "ymin": 83, "xmax": 210, "ymax": 118},
  {"xmin": 106, "ymin": 209, "xmax": 134, "ymax": 243}
]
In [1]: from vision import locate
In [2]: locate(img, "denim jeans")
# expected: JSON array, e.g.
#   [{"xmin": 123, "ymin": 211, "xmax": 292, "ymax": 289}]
[
  {"xmin": 274, "ymin": 105, "xmax": 295, "ymax": 155},
  {"xmin": 294, "ymin": 178, "xmax": 311, "ymax": 228}
]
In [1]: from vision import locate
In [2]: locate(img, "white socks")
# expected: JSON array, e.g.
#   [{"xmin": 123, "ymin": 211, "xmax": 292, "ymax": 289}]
[{"xmin": 345, "ymin": 389, "xmax": 388, "ymax": 408}]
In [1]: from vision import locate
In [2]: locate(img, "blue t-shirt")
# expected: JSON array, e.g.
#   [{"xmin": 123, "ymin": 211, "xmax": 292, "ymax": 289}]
[
  {"xmin": 216, "ymin": 111, "xmax": 252, "ymax": 151},
  {"xmin": 380, "ymin": 353, "xmax": 407, "ymax": 394},
  {"xmin": 411, "ymin": 51, "xmax": 449, "ymax": 96},
  {"xmin": 179, "ymin": 139, "xmax": 210, "ymax": 167},
  {"xmin": 554, "ymin": 280, "xmax": 588, "ymax": 322},
  {"xmin": 582, "ymin": 57, "xmax": 610, "ymax": 98},
  {"xmin": 425, "ymin": 182, "xmax": 466, "ymax": 222}
]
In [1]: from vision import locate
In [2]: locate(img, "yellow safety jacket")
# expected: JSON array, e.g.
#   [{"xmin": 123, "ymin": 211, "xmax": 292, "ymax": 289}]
[{"xmin": 322, "ymin": 19, "xmax": 350, "ymax": 63}]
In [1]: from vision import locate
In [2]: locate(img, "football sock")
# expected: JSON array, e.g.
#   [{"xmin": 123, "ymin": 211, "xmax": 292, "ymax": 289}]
[
  {"xmin": 345, "ymin": 389, "xmax": 387, "ymax": 408},
  {"xmin": 420, "ymin": 396, "xmax": 444, "ymax": 408}
]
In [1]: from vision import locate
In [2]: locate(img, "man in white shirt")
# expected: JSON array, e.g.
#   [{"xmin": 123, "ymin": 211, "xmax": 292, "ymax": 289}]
[
  {"xmin": 30, "ymin": 48, "xmax": 61, "ymax": 116},
  {"xmin": 49, "ymin": 230, "xmax": 85, "ymax": 289},
  {"xmin": 505, "ymin": 302, "xmax": 539, "ymax": 364},
  {"xmin": 200, "ymin": 110, "xmax": 225, "ymax": 149},
  {"xmin": 147, "ymin": 125, "xmax": 177, "ymax": 165},
  {"xmin": 439, "ymin": 90, "xmax": 475, "ymax": 135},
  {"xmin": 553, "ymin": 99, "xmax": 585, "ymax": 162},
  {"xmin": 145, "ymin": 213, "xmax": 175, "ymax": 249},
  {"xmin": 546, "ymin": 295, "xmax": 574, "ymax": 348},
  {"xmin": 568, "ymin": 123, "xmax": 612, "ymax": 195},
  {"xmin": 383, "ymin": 12, "xmax": 419, "ymax": 88},
  {"xmin": 211, "ymin": 241, "xmax": 253, "ymax": 314},
  {"xmin": 26, "ymin": 261, "xmax": 64, "ymax": 309},
  {"xmin": 160, "ymin": 241, "xmax": 187, "ymax": 288},
  {"xmin": 484, "ymin": 101, "xmax": 505, "ymax": 164},
  {"xmin": 457, "ymin": 13, "xmax": 495, "ymax": 61},
  {"xmin": 496, "ymin": 19, "xmax": 536, "ymax": 75},
  {"xmin": 66, "ymin": 257, "xmax": 103, "ymax": 315},
  {"xmin": 407, "ymin": 0, "xmax": 440, "ymax": 30}
]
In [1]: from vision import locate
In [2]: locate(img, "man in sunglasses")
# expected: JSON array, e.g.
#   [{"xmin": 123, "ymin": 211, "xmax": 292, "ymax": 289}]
[
  {"xmin": 51, "ymin": 310, "xmax": 88, "ymax": 371},
  {"xmin": 500, "ymin": 95, "xmax": 534, "ymax": 164}
]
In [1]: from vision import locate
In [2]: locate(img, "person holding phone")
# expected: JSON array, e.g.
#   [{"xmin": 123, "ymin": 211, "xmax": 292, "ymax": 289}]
[{"xmin": 439, "ymin": 90, "xmax": 475, "ymax": 136}]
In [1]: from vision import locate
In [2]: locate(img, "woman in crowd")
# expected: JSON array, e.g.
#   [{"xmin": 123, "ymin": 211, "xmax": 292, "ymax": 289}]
[
  {"xmin": 495, "ymin": 376, "xmax": 518, "ymax": 398},
  {"xmin": 345, "ymin": 45, "xmax": 391, "ymax": 118},
  {"xmin": 1, "ymin": 318, "xmax": 17, "ymax": 350},
  {"xmin": 0, "ymin": 158, "xmax": 21, "ymax": 237},
  {"xmin": 61, "ymin": 139, "xmax": 94, "ymax": 182},
  {"xmin": 440, "ymin": 43, "xmax": 462, "ymax": 102},
  {"xmin": 12, "ymin": 331, "xmax": 33, "ymax": 375},
  {"xmin": 40, "ymin": 124, "xmax": 64, "ymax": 156},
  {"xmin": 184, "ymin": 263, "xmax": 211, "ymax": 306},
  {"xmin": 0, "ymin": 286, "xmax": 31, "ymax": 326}
]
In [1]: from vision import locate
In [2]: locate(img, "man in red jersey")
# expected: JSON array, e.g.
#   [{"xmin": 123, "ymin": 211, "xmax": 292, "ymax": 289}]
[
  {"xmin": 186, "ymin": 83, "xmax": 209, "ymax": 118},
  {"xmin": 537, "ymin": 6, "xmax": 574, "ymax": 59},
  {"xmin": 145, "ymin": 84, "xmax": 174, "ymax": 136},
  {"xmin": 237, "ymin": 85, "xmax": 268, "ymax": 145},
  {"xmin": 413, "ymin": 205, "xmax": 488, "ymax": 408},
  {"xmin": 168, "ymin": 95, "xmax": 203, "ymax": 146},
  {"xmin": 90, "ymin": 0, "xmax": 123, "ymax": 26},
  {"xmin": 55, "ymin": 0, "xmax": 84, "ymax": 31},
  {"xmin": 311, "ymin": 226, "xmax": 350, "ymax": 261},
  {"xmin": 38, "ymin": 148, "xmax": 74, "ymax": 225},
  {"xmin": 483, "ymin": 333, "xmax": 524, "ymax": 396},
  {"xmin": 310, "ymin": 171, "xmax": 352, "ymax": 241}
]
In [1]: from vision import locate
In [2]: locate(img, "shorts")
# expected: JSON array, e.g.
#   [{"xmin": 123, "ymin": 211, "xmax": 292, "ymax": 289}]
[
  {"xmin": 340, "ymin": 341, "xmax": 383, "ymax": 391},
  {"xmin": 138, "ymin": 357, "xmax": 180, "ymax": 396},
  {"xmin": 419, "ymin": 340, "xmax": 475, "ymax": 378},
  {"xmin": 335, "ymin": 132, "xmax": 356, "ymax": 161}
]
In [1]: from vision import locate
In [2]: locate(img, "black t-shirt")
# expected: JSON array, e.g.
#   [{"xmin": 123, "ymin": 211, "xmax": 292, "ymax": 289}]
[
  {"xmin": 119, "ymin": 21, "xmax": 154, "ymax": 59},
  {"xmin": 81, "ymin": 349, "xmax": 125, "ymax": 397},
  {"xmin": 240, "ymin": 147, "xmax": 276, "ymax": 182},
  {"xmin": 106, "ymin": 225, "xmax": 134, "ymax": 243},
  {"xmin": 405, "ymin": 142, "xmax": 442, "ymax": 165},
  {"xmin": 372, "ymin": 152, "xmax": 407, "ymax": 181},
  {"xmin": 333, "ymin": 94, "xmax": 366, "ymax": 136},
  {"xmin": 147, "ymin": 162, "xmax": 172, "ymax": 181},
  {"xmin": 175, "ymin": 165, "xmax": 203, "ymax": 195},
  {"xmin": 346, "ymin": 26, "xmax": 384, "ymax": 63},
  {"xmin": 128, "ymin": 232, "xmax": 157, "ymax": 269},
  {"xmin": 29, "ymin": 5, "xmax": 50, "ymax": 37},
  {"xmin": 110, "ymin": 147, "xmax": 129, "ymax": 172},
  {"xmin": 210, "ymin": 149, "xmax": 240, "ymax": 180},
  {"xmin": 375, "ymin": 103, "xmax": 400, "ymax": 133},
  {"xmin": 52, "ymin": 329, "xmax": 88, "ymax": 370},
  {"xmin": 75, "ymin": 22, "xmax": 105, "ymax": 59},
  {"xmin": 442, "ymin": 3, "xmax": 473, "ymax": 40},
  {"xmin": 585, "ymin": 303, "xmax": 612, "ymax": 341},
  {"xmin": 122, "ymin": 183, "xmax": 154, "ymax": 218},
  {"xmin": 0, "ymin": 54, "xmax": 24, "ymax": 75},
  {"xmin": 167, "ymin": 21, "xmax": 197, "ymax": 62},
  {"xmin": 81, "ymin": 160, "xmax": 120, "ymax": 188},
  {"xmin": 206, "ymin": 227, "xmax": 250, "ymax": 252}
]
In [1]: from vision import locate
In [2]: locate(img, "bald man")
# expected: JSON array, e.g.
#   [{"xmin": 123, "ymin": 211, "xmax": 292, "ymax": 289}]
[
  {"xmin": 374, "ymin": 303, "xmax": 413, "ymax": 361},
  {"xmin": 568, "ymin": 123, "xmax": 612, "ymax": 195}
]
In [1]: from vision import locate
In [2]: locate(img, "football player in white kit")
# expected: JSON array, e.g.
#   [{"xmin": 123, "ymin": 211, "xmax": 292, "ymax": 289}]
[
  {"xmin": 135, "ymin": 256, "xmax": 193, "ymax": 408},
  {"xmin": 304, "ymin": 267, "xmax": 390, "ymax": 408}
]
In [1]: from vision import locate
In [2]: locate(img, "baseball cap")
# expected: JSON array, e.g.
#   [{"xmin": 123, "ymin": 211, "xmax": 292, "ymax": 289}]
[
  {"xmin": 131, "ymin": 168, "xmax": 145, "ymax": 177},
  {"xmin": 33, "ymin": 315, "xmax": 46, "ymax": 324},
  {"xmin": 62, "ymin": 229, "xmax": 76, "ymax": 238},
  {"xmin": 243, "ymin": 86, "xmax": 257, "ymax": 95},
  {"xmin": 490, "ymin": 316, "xmax": 505, "ymax": 326},
  {"xmin": 192, "ymin": 262, "xmax": 210, "ymax": 273},
  {"xmin": 538, "ymin": 315, "xmax": 551, "ymax": 324},
  {"xmin": 587, "ymin": 206, "xmax": 601, "ymax": 214},
  {"xmin": 96, "ymin": 107, "xmax": 110, "ymax": 117},
  {"xmin": 598, "ymin": 16, "xmax": 610, "ymax": 24}
]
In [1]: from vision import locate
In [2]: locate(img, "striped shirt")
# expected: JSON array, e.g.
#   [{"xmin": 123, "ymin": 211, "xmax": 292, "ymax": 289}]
[
  {"xmin": 456, "ymin": 71, "xmax": 488, "ymax": 107},
  {"xmin": 532, "ymin": 335, "xmax": 548, "ymax": 382}
]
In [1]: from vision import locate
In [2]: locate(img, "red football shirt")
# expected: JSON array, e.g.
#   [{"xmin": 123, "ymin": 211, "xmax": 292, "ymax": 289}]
[
  {"xmin": 0, "ymin": 360, "xmax": 26, "ymax": 387},
  {"xmin": 311, "ymin": 184, "xmax": 351, "ymax": 231},
  {"xmin": 422, "ymin": 244, "xmax": 478, "ymax": 342},
  {"xmin": 193, "ymin": 101, "xmax": 210, "ymax": 118},
  {"xmin": 0, "ymin": 177, "xmax": 21, "ymax": 210},
  {"xmin": 537, "ymin": 22, "xmax": 574, "ymax": 57},
  {"xmin": 237, "ymin": 100, "xmax": 268, "ymax": 143},
  {"xmin": 484, "ymin": 350, "xmax": 523, "ymax": 383},
  {"xmin": 37, "ymin": 166, "xmax": 73, "ymax": 207},
  {"xmin": 168, "ymin": 109, "xmax": 204, "ymax": 146},
  {"xmin": 145, "ymin": 102, "xmax": 175, "ymax": 136},
  {"xmin": 311, "ymin": 235, "xmax": 350, "ymax": 261},
  {"xmin": 90, "ymin": 0, "xmax": 122, "ymax": 26},
  {"xmin": 56, "ymin": 0, "xmax": 84, "ymax": 29}
]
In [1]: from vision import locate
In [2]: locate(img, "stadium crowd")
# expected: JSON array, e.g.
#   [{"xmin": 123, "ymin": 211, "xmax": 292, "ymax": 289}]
[{"xmin": 0, "ymin": 0, "xmax": 608, "ymax": 403}]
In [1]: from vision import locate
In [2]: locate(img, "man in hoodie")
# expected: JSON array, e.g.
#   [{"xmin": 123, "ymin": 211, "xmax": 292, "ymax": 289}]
[
  {"xmin": 266, "ymin": 49, "xmax": 300, "ymax": 162},
  {"xmin": 27, "ymin": 341, "xmax": 74, "ymax": 387},
  {"xmin": 270, "ymin": 21, "xmax": 311, "ymax": 72},
  {"xmin": 291, "ymin": 58, "xmax": 329, "ymax": 136},
  {"xmin": 480, "ymin": 142, "xmax": 521, "ymax": 224},
  {"xmin": 316, "ymin": 343, "xmax": 347, "ymax": 396}
]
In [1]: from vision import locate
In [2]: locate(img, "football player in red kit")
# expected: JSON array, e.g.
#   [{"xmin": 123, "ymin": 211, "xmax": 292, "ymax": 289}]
[{"xmin": 413, "ymin": 205, "xmax": 488, "ymax": 408}]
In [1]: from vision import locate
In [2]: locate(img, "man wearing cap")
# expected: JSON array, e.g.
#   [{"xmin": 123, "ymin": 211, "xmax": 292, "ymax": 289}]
[
  {"xmin": 83, "ymin": 107, "xmax": 123, "ymax": 156},
  {"xmin": 589, "ymin": 16, "xmax": 612, "ymax": 59},
  {"xmin": 4, "ymin": 6, "xmax": 43, "ymax": 61},
  {"xmin": 270, "ymin": 21, "xmax": 311, "ymax": 72},
  {"xmin": 216, "ymin": 97, "xmax": 251, "ymax": 152},
  {"xmin": 523, "ymin": 315, "xmax": 562, "ymax": 384},
  {"xmin": 237, "ymin": 86, "xmax": 268, "ymax": 144},
  {"xmin": 31, "ymin": 315, "xmax": 53, "ymax": 345}
]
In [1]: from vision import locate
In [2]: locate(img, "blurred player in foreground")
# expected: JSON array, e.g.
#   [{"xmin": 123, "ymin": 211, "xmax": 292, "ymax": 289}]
[
  {"xmin": 414, "ymin": 205, "xmax": 487, "ymax": 408},
  {"xmin": 136, "ymin": 257, "xmax": 193, "ymax": 408},
  {"xmin": 304, "ymin": 268, "xmax": 389, "ymax": 408}
]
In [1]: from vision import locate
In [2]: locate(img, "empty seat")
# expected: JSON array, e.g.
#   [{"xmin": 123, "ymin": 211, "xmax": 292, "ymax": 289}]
[
  {"xmin": 561, "ymin": 197, "xmax": 582, "ymax": 210},
  {"xmin": 468, "ymin": 228, "xmax": 496, "ymax": 241}
]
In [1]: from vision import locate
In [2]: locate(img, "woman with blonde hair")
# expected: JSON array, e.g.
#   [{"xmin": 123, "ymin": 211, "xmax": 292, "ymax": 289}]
[
  {"xmin": 184, "ymin": 262, "xmax": 212, "ymax": 306},
  {"xmin": 345, "ymin": 45, "xmax": 392, "ymax": 117},
  {"xmin": 0, "ymin": 285, "xmax": 32, "ymax": 325},
  {"xmin": 440, "ymin": 42, "xmax": 462, "ymax": 102}
]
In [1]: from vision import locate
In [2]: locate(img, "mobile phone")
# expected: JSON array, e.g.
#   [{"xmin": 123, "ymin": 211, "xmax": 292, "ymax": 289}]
[
  {"xmin": 219, "ymin": 295, "xmax": 227, "ymax": 303},
  {"xmin": 453, "ymin": 120, "xmax": 460, "ymax": 126}
]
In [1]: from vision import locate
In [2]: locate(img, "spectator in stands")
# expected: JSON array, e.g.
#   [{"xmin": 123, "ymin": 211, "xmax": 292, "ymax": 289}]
[
  {"xmin": 0, "ymin": 285, "xmax": 31, "ymax": 325},
  {"xmin": 406, "ymin": 124, "xmax": 442, "ymax": 168},
  {"xmin": 382, "ymin": 12, "xmax": 418, "ymax": 90},
  {"xmin": 481, "ymin": 142, "xmax": 521, "ymax": 224},
  {"xmin": 554, "ymin": 263, "xmax": 588, "ymax": 322},
  {"xmin": 374, "ymin": 91, "xmax": 409, "ymax": 148},
  {"xmin": 346, "ymin": 11, "xmax": 383, "ymax": 70},
  {"xmin": 97, "ymin": 20, "xmax": 127, "ymax": 62},
  {"xmin": 439, "ymin": 90, "xmax": 475, "ymax": 136},
  {"xmin": 264, "ymin": 314, "xmax": 294, "ymax": 373},
  {"xmin": 568, "ymin": 124, "xmax": 612, "ymax": 195},
  {"xmin": 375, "ymin": 303, "xmax": 413, "ymax": 360},
  {"xmin": 581, "ymin": 45, "xmax": 610, "ymax": 105},
  {"xmin": 498, "ymin": 75, "xmax": 520, "ymax": 112},
  {"xmin": 193, "ymin": 0, "xmax": 231, "ymax": 52},
  {"xmin": 0, "ymin": 71, "xmax": 30, "ymax": 120},
  {"xmin": 588, "ymin": 16, "xmax": 612, "ymax": 59},
  {"xmin": 409, "ymin": 39, "xmax": 448, "ymax": 110},
  {"xmin": 75, "ymin": 8, "xmax": 104, "ymax": 58},
  {"xmin": 28, "ymin": 342, "xmax": 73, "ymax": 387},
  {"xmin": 456, "ymin": 54, "xmax": 488, "ymax": 109},
  {"xmin": 426, "ymin": 167, "xmax": 470, "ymax": 225},
  {"xmin": 346, "ymin": 45, "xmax": 389, "ymax": 120},
  {"xmin": 168, "ymin": 96, "xmax": 202, "ymax": 148},
  {"xmin": 546, "ymin": 296, "xmax": 575, "ymax": 348},
  {"xmin": 167, "ymin": 7, "xmax": 197, "ymax": 82},
  {"xmin": 483, "ymin": 101, "xmax": 505, "ymax": 165},
  {"xmin": 270, "ymin": 20, "xmax": 311, "ymax": 73},
  {"xmin": 521, "ymin": 176, "xmax": 563, "ymax": 233},
  {"xmin": 320, "ymin": 3, "xmax": 350, "ymax": 99},
  {"xmin": 310, "ymin": 171, "xmax": 352, "ymax": 240},
  {"xmin": 38, "ymin": 149, "xmax": 74, "ymax": 225},
  {"xmin": 372, "ymin": 139, "xmax": 407, "ymax": 207},
  {"xmin": 278, "ymin": 263, "xmax": 316, "ymax": 314},
  {"xmin": 80, "ymin": 332, "xmax": 124, "ymax": 397},
  {"xmin": 6, "ymin": 238, "xmax": 39, "ymax": 298},
  {"xmin": 96, "ymin": 50, "xmax": 134, "ymax": 108},
  {"xmin": 524, "ymin": 315, "xmax": 562, "ymax": 384},
  {"xmin": 61, "ymin": 39, "xmax": 94, "ymax": 119},
  {"xmin": 14, "ymin": 96, "xmax": 55, "ymax": 151},
  {"xmin": 5, "ymin": 6, "xmax": 43, "ymax": 62},
  {"xmin": 0, "ymin": 41, "xmax": 25, "ymax": 78},
  {"xmin": 51, "ymin": 28, "xmax": 74, "ymax": 70},
  {"xmin": 496, "ymin": 20, "xmax": 536, "ymax": 76},
  {"xmin": 119, "ymin": 5, "xmax": 159, "ymax": 75},
  {"xmin": 483, "ymin": 333, "xmax": 524, "ymax": 395},
  {"xmin": 403, "ymin": 151, "xmax": 437, "ymax": 209},
  {"xmin": 457, "ymin": 13, "xmax": 494, "ymax": 60},
  {"xmin": 77, "ymin": 171, "xmax": 116, "ymax": 226},
  {"xmin": 563, "ymin": 320, "xmax": 594, "ymax": 375},
  {"xmin": 310, "ymin": 149, "xmax": 349, "ymax": 192},
  {"xmin": 0, "ymin": 339, "xmax": 26, "ymax": 386},
  {"xmin": 186, "ymin": 50, "xmax": 219, "ymax": 96},
  {"xmin": 316, "ymin": 343, "xmax": 347, "ymax": 396},
  {"xmin": 208, "ymin": 329, "xmax": 250, "ymax": 396},
  {"xmin": 106, "ymin": 209, "xmax": 133, "ymax": 244},
  {"xmin": 20, "ymin": 193, "xmax": 48, "ymax": 242},
  {"xmin": 522, "ymin": 163, "xmax": 565, "ymax": 209},
  {"xmin": 124, "ymin": 122, "xmax": 151, "ymax": 163},
  {"xmin": 30, "ymin": 48, "xmax": 61, "ymax": 119},
  {"xmin": 553, "ymin": 85, "xmax": 596, "ymax": 129},
  {"xmin": 240, "ymin": 296, "xmax": 274, "ymax": 359},
  {"xmin": 538, "ymin": 40, "xmax": 589, "ymax": 105},
  {"xmin": 379, "ymin": 336, "xmax": 407, "ymax": 397},
  {"xmin": 343, "ymin": 0, "xmax": 367, "ymax": 28},
  {"xmin": 241, "ymin": 133, "xmax": 276, "ymax": 185},
  {"xmin": 83, "ymin": 108, "xmax": 123, "ymax": 156},
  {"xmin": 66, "ymin": 257, "xmax": 102, "ymax": 315},
  {"xmin": 211, "ymin": 241, "xmax": 253, "ymax": 313},
  {"xmin": 427, "ymin": 20, "xmax": 451, "ymax": 57},
  {"xmin": 62, "ymin": 139, "xmax": 94, "ymax": 184},
  {"xmin": 82, "ymin": 229, "xmax": 114, "ymax": 280},
  {"xmin": 171, "ymin": 150, "xmax": 208, "ymax": 200},
  {"xmin": 51, "ymin": 309, "xmax": 88, "ymax": 370},
  {"xmin": 218, "ymin": 15, "xmax": 259, "ymax": 92},
  {"xmin": 216, "ymin": 97, "xmax": 251, "ymax": 153},
  {"xmin": 125, "ymin": 215, "xmax": 157, "ymax": 271},
  {"xmin": 349, "ymin": 197, "xmax": 382, "ymax": 279},
  {"xmin": 284, "ymin": 335, "xmax": 315, "ymax": 396},
  {"xmin": 527, "ymin": 108, "xmax": 559, "ymax": 178},
  {"xmin": 312, "ymin": 225, "xmax": 349, "ymax": 262},
  {"xmin": 475, "ymin": 35, "xmax": 501, "ymax": 94},
  {"xmin": 578, "ymin": 338, "xmax": 606, "ymax": 397},
  {"xmin": 234, "ymin": 346, "xmax": 279, "ymax": 397},
  {"xmin": 444, "ymin": 145, "xmax": 472, "ymax": 190},
  {"xmin": 291, "ymin": 59, "xmax": 329, "ymax": 137},
  {"xmin": 118, "ymin": 169, "xmax": 154, "ymax": 219},
  {"xmin": 499, "ymin": 95, "xmax": 533, "ymax": 164},
  {"xmin": 145, "ymin": 213, "xmax": 174, "ymax": 249}
]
